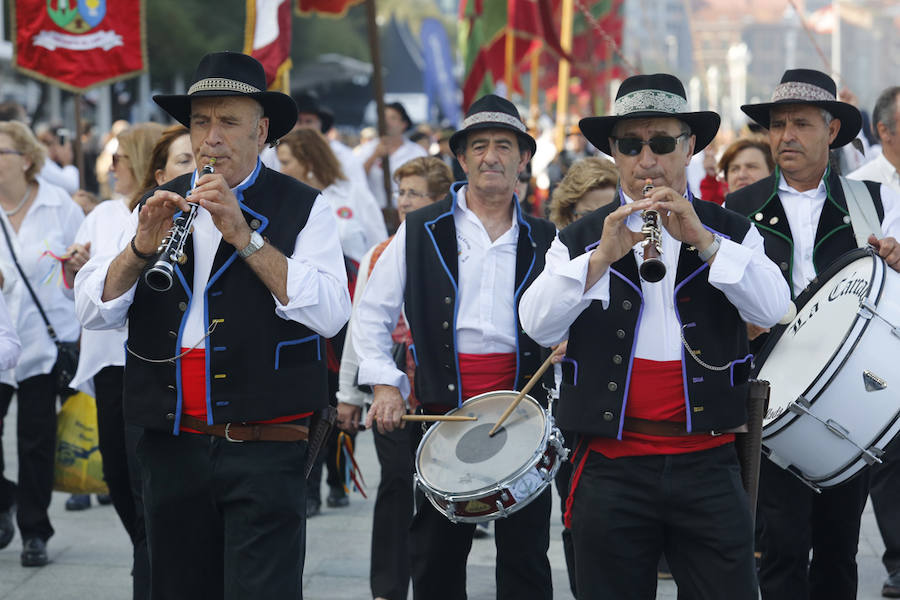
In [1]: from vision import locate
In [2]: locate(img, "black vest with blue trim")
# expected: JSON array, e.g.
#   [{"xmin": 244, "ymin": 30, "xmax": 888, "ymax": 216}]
[
  {"xmin": 556, "ymin": 193, "xmax": 754, "ymax": 438},
  {"xmin": 124, "ymin": 165, "xmax": 329, "ymax": 432},
  {"xmin": 725, "ymin": 168, "xmax": 884, "ymax": 299},
  {"xmin": 403, "ymin": 184, "xmax": 556, "ymax": 411}
]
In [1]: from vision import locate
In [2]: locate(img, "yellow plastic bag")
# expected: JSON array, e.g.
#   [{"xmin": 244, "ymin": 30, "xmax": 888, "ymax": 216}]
[{"xmin": 53, "ymin": 392, "xmax": 109, "ymax": 494}]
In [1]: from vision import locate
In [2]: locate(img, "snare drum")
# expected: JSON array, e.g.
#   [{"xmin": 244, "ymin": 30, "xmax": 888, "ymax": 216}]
[
  {"xmin": 414, "ymin": 391, "xmax": 567, "ymax": 523},
  {"xmin": 755, "ymin": 248, "xmax": 900, "ymax": 489}
]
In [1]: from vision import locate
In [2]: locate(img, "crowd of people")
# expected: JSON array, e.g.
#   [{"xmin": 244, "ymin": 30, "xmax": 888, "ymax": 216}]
[{"xmin": 0, "ymin": 49, "xmax": 898, "ymax": 600}]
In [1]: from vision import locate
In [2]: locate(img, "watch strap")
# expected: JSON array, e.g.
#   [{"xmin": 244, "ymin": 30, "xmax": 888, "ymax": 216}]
[{"xmin": 697, "ymin": 234, "xmax": 721, "ymax": 262}]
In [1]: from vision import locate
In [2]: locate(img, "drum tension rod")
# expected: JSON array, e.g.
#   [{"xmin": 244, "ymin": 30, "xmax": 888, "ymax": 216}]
[
  {"xmin": 787, "ymin": 396, "xmax": 884, "ymax": 466},
  {"xmin": 859, "ymin": 299, "xmax": 900, "ymax": 339}
]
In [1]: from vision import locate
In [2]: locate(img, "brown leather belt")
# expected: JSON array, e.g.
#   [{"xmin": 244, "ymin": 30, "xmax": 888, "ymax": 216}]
[
  {"xmin": 623, "ymin": 417, "xmax": 748, "ymax": 437},
  {"xmin": 180, "ymin": 414, "xmax": 309, "ymax": 442}
]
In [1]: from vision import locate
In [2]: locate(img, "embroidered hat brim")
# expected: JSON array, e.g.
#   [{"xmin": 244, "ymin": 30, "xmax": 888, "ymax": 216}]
[
  {"xmin": 578, "ymin": 74, "xmax": 720, "ymax": 156},
  {"xmin": 740, "ymin": 69, "xmax": 861, "ymax": 149},
  {"xmin": 449, "ymin": 95, "xmax": 536, "ymax": 156},
  {"xmin": 153, "ymin": 52, "xmax": 297, "ymax": 144}
]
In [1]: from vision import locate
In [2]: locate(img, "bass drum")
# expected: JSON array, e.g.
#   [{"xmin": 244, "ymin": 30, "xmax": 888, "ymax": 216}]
[
  {"xmin": 755, "ymin": 248, "xmax": 900, "ymax": 489},
  {"xmin": 415, "ymin": 391, "xmax": 566, "ymax": 523}
]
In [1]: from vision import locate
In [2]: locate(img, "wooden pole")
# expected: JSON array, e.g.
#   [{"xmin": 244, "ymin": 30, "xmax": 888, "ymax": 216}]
[
  {"xmin": 365, "ymin": 0, "xmax": 398, "ymax": 232},
  {"xmin": 72, "ymin": 94, "xmax": 85, "ymax": 190},
  {"xmin": 504, "ymin": 23, "xmax": 515, "ymax": 96},
  {"xmin": 554, "ymin": 0, "xmax": 574, "ymax": 152},
  {"xmin": 528, "ymin": 45, "xmax": 541, "ymax": 127}
]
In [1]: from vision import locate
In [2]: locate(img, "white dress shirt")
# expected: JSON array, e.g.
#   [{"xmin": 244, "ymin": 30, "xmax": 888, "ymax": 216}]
[
  {"xmin": 70, "ymin": 196, "xmax": 132, "ymax": 392},
  {"xmin": 353, "ymin": 186, "xmax": 519, "ymax": 400},
  {"xmin": 75, "ymin": 164, "xmax": 351, "ymax": 344},
  {"xmin": 336, "ymin": 246, "xmax": 376, "ymax": 408},
  {"xmin": 322, "ymin": 177, "xmax": 387, "ymax": 263},
  {"xmin": 774, "ymin": 174, "xmax": 900, "ymax": 295},
  {"xmin": 0, "ymin": 293, "xmax": 20, "ymax": 372},
  {"xmin": 519, "ymin": 191, "xmax": 790, "ymax": 359},
  {"xmin": 848, "ymin": 151, "xmax": 900, "ymax": 194},
  {"xmin": 355, "ymin": 138, "xmax": 428, "ymax": 208},
  {"xmin": 0, "ymin": 181, "xmax": 83, "ymax": 385}
]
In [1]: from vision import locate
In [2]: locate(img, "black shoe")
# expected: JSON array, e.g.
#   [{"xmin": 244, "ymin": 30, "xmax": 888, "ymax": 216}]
[
  {"xmin": 21, "ymin": 537, "xmax": 48, "ymax": 567},
  {"xmin": 96, "ymin": 494, "xmax": 113, "ymax": 506},
  {"xmin": 0, "ymin": 505, "xmax": 14, "ymax": 549},
  {"xmin": 326, "ymin": 487, "xmax": 349, "ymax": 508},
  {"xmin": 883, "ymin": 571, "xmax": 900, "ymax": 598},
  {"xmin": 657, "ymin": 555, "xmax": 672, "ymax": 580},
  {"xmin": 473, "ymin": 522, "xmax": 490, "ymax": 539},
  {"xmin": 306, "ymin": 498, "xmax": 321, "ymax": 518},
  {"xmin": 65, "ymin": 494, "xmax": 91, "ymax": 511}
]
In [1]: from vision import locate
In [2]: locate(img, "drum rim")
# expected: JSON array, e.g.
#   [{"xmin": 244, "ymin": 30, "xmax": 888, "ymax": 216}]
[
  {"xmin": 414, "ymin": 390, "xmax": 552, "ymax": 499},
  {"xmin": 757, "ymin": 247, "xmax": 884, "ymax": 431}
]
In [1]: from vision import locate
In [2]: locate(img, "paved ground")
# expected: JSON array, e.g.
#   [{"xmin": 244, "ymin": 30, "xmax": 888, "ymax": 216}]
[{"xmin": 0, "ymin": 401, "xmax": 890, "ymax": 599}]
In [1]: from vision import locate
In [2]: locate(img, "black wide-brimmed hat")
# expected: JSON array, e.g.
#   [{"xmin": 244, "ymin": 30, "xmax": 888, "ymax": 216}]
[
  {"xmin": 580, "ymin": 73, "xmax": 720, "ymax": 156},
  {"xmin": 449, "ymin": 94, "xmax": 536, "ymax": 156},
  {"xmin": 154, "ymin": 52, "xmax": 297, "ymax": 144},
  {"xmin": 292, "ymin": 92, "xmax": 334, "ymax": 134},
  {"xmin": 741, "ymin": 69, "xmax": 861, "ymax": 148}
]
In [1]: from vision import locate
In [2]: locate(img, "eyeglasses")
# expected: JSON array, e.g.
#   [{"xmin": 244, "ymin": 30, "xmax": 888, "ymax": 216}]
[
  {"xmin": 112, "ymin": 153, "xmax": 129, "ymax": 168},
  {"xmin": 393, "ymin": 188, "xmax": 430, "ymax": 201},
  {"xmin": 613, "ymin": 134, "xmax": 688, "ymax": 156},
  {"xmin": 0, "ymin": 149, "xmax": 22, "ymax": 157}
]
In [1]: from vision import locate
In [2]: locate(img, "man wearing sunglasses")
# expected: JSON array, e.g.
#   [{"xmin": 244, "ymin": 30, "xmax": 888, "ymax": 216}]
[{"xmin": 520, "ymin": 73, "xmax": 789, "ymax": 599}]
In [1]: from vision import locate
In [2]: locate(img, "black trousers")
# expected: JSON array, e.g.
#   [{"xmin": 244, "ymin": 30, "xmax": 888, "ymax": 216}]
[
  {"xmin": 136, "ymin": 429, "xmax": 308, "ymax": 600},
  {"xmin": 94, "ymin": 366, "xmax": 149, "ymax": 600},
  {"xmin": 569, "ymin": 443, "xmax": 757, "ymax": 600},
  {"xmin": 0, "ymin": 375, "xmax": 56, "ymax": 541},
  {"xmin": 870, "ymin": 437, "xmax": 900, "ymax": 576},
  {"xmin": 370, "ymin": 424, "xmax": 416, "ymax": 600},
  {"xmin": 758, "ymin": 458, "xmax": 869, "ymax": 600},
  {"xmin": 554, "ymin": 433, "xmax": 578, "ymax": 599},
  {"xmin": 409, "ymin": 484, "xmax": 552, "ymax": 600}
]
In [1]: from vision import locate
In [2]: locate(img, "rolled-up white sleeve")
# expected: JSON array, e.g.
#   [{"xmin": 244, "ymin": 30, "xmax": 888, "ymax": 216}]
[
  {"xmin": 74, "ymin": 213, "xmax": 137, "ymax": 331},
  {"xmin": 353, "ymin": 223, "xmax": 410, "ymax": 399},
  {"xmin": 520, "ymin": 235, "xmax": 610, "ymax": 347},
  {"xmin": 336, "ymin": 247, "xmax": 375, "ymax": 408},
  {"xmin": 275, "ymin": 196, "xmax": 351, "ymax": 338},
  {"xmin": 708, "ymin": 226, "xmax": 791, "ymax": 327}
]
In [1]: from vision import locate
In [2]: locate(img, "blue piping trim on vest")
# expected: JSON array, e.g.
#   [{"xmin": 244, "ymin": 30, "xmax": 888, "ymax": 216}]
[
  {"xmin": 201, "ymin": 159, "xmax": 264, "ymax": 425},
  {"xmin": 560, "ymin": 357, "xmax": 578, "ymax": 385},
  {"xmin": 512, "ymin": 196, "xmax": 537, "ymax": 390},
  {"xmin": 409, "ymin": 344, "xmax": 418, "ymax": 365},
  {"xmin": 611, "ymin": 267, "xmax": 644, "ymax": 440},
  {"xmin": 730, "ymin": 354, "xmax": 753, "ymax": 387},
  {"xmin": 274, "ymin": 335, "xmax": 321, "ymax": 369},
  {"xmin": 424, "ymin": 182, "xmax": 463, "ymax": 406},
  {"xmin": 172, "ymin": 280, "xmax": 194, "ymax": 435}
]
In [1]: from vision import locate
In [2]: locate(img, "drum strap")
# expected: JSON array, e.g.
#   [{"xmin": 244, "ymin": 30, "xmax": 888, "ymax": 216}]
[{"xmin": 840, "ymin": 177, "xmax": 883, "ymax": 248}]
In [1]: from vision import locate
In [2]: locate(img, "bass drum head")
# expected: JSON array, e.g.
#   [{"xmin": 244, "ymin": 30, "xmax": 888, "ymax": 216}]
[
  {"xmin": 757, "ymin": 249, "xmax": 878, "ymax": 428},
  {"xmin": 416, "ymin": 391, "xmax": 546, "ymax": 497}
]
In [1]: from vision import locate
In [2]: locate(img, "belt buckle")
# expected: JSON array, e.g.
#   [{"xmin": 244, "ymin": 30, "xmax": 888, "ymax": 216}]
[{"xmin": 224, "ymin": 423, "xmax": 244, "ymax": 443}]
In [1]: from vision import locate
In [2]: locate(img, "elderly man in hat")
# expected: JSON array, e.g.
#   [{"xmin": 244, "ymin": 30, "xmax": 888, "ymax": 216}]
[
  {"xmin": 726, "ymin": 68, "xmax": 900, "ymax": 600},
  {"xmin": 352, "ymin": 94, "xmax": 556, "ymax": 599},
  {"xmin": 520, "ymin": 73, "xmax": 790, "ymax": 599},
  {"xmin": 74, "ymin": 52, "xmax": 350, "ymax": 598}
]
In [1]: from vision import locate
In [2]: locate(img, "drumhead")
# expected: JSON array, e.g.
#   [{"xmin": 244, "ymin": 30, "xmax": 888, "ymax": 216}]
[
  {"xmin": 416, "ymin": 391, "xmax": 547, "ymax": 496},
  {"xmin": 756, "ymin": 249, "xmax": 883, "ymax": 427}
]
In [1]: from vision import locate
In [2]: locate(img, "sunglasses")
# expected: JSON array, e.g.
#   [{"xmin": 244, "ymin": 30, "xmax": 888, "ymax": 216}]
[{"xmin": 613, "ymin": 133, "xmax": 688, "ymax": 156}]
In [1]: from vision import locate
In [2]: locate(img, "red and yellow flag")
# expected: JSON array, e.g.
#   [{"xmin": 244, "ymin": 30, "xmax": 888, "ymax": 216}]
[
  {"xmin": 295, "ymin": 0, "xmax": 363, "ymax": 17},
  {"xmin": 244, "ymin": 0, "xmax": 293, "ymax": 92}
]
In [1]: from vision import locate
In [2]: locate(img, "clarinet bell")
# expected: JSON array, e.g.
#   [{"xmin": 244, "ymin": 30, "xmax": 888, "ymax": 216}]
[{"xmin": 639, "ymin": 257, "xmax": 666, "ymax": 283}]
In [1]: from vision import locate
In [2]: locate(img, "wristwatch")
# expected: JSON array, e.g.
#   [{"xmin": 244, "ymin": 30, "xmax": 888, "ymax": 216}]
[
  {"xmin": 238, "ymin": 231, "xmax": 264, "ymax": 259},
  {"xmin": 697, "ymin": 234, "xmax": 722, "ymax": 262}
]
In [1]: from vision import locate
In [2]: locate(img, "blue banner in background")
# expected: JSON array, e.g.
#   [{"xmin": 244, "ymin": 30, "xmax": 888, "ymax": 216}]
[{"xmin": 420, "ymin": 18, "xmax": 461, "ymax": 128}]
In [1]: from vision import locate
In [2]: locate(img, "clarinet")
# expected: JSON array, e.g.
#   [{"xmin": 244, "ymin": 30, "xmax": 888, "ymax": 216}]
[
  {"xmin": 638, "ymin": 179, "xmax": 666, "ymax": 283},
  {"xmin": 144, "ymin": 160, "xmax": 215, "ymax": 292}
]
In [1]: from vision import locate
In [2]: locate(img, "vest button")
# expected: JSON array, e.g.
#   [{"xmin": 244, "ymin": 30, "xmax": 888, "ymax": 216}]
[
  {"xmin": 447, "ymin": 383, "xmax": 456, "ymax": 391},
  {"xmin": 444, "ymin": 296, "xmax": 452, "ymax": 304},
  {"xmin": 166, "ymin": 413, "xmax": 175, "ymax": 421},
  {"xmin": 250, "ymin": 218, "xmax": 261, "ymax": 230},
  {"xmin": 168, "ymin": 331, "xmax": 177, "ymax": 338},
  {"xmin": 443, "ymin": 344, "xmax": 450, "ymax": 349},
  {"xmin": 602, "ymin": 411, "xmax": 614, "ymax": 422},
  {"xmin": 607, "ymin": 382, "xmax": 618, "ymax": 392},
  {"xmin": 616, "ymin": 329, "xmax": 626, "ymax": 339},
  {"xmin": 442, "ymin": 321, "xmax": 450, "ymax": 330},
  {"xmin": 178, "ymin": 301, "xmax": 187, "ymax": 311},
  {"xmin": 622, "ymin": 300, "xmax": 632, "ymax": 310},
  {"xmin": 612, "ymin": 354, "xmax": 622, "ymax": 365},
  {"xmin": 780, "ymin": 262, "xmax": 789, "ymax": 272}
]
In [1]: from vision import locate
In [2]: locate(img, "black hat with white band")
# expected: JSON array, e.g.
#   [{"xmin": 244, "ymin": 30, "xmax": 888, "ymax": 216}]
[
  {"xmin": 153, "ymin": 52, "xmax": 298, "ymax": 144},
  {"xmin": 579, "ymin": 73, "xmax": 720, "ymax": 156},
  {"xmin": 740, "ymin": 69, "xmax": 861, "ymax": 148},
  {"xmin": 449, "ymin": 94, "xmax": 536, "ymax": 156}
]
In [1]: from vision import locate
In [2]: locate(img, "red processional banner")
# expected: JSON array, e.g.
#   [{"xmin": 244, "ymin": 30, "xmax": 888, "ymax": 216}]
[
  {"xmin": 295, "ymin": 0, "xmax": 363, "ymax": 17},
  {"xmin": 13, "ymin": 0, "xmax": 147, "ymax": 92},
  {"xmin": 244, "ymin": 0, "xmax": 293, "ymax": 92}
]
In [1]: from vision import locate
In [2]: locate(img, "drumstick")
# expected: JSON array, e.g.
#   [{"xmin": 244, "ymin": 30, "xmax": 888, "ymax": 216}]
[
  {"xmin": 355, "ymin": 414, "xmax": 476, "ymax": 431},
  {"xmin": 489, "ymin": 352, "xmax": 557, "ymax": 437}
]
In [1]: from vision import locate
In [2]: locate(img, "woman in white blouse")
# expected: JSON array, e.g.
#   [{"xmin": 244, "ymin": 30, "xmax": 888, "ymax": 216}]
[
  {"xmin": 69, "ymin": 123, "xmax": 191, "ymax": 596},
  {"xmin": 0, "ymin": 120, "xmax": 84, "ymax": 567}
]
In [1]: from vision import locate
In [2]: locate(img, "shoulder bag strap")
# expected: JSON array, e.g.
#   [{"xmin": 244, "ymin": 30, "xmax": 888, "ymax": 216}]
[
  {"xmin": 0, "ymin": 216, "xmax": 60, "ymax": 343},
  {"xmin": 840, "ymin": 176, "xmax": 884, "ymax": 248}
]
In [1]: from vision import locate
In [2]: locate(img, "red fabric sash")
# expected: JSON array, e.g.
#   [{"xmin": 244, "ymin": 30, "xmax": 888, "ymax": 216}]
[
  {"xmin": 179, "ymin": 348, "xmax": 310, "ymax": 433},
  {"xmin": 458, "ymin": 352, "xmax": 517, "ymax": 402},
  {"xmin": 588, "ymin": 358, "xmax": 733, "ymax": 458}
]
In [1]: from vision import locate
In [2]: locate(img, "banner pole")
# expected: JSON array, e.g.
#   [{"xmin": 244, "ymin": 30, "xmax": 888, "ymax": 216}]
[
  {"xmin": 554, "ymin": 0, "xmax": 574, "ymax": 152},
  {"xmin": 365, "ymin": 0, "xmax": 397, "ymax": 232},
  {"xmin": 73, "ymin": 93, "xmax": 85, "ymax": 191}
]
